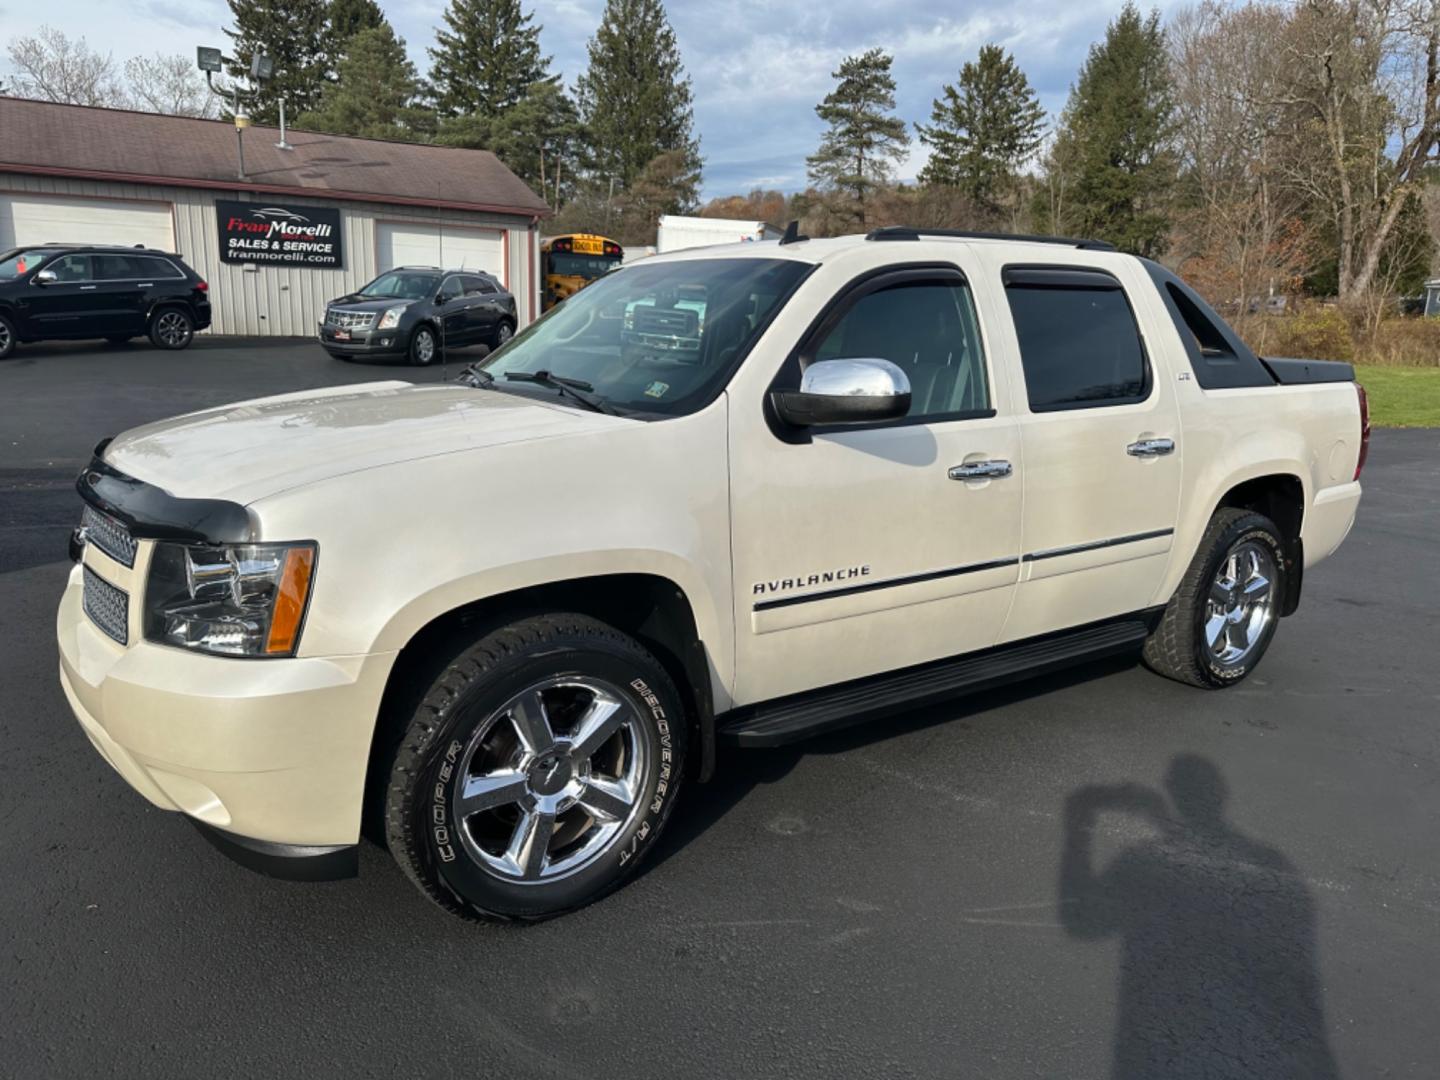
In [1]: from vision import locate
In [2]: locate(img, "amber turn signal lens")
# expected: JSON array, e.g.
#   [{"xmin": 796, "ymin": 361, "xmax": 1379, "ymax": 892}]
[{"xmin": 265, "ymin": 547, "xmax": 316, "ymax": 655}]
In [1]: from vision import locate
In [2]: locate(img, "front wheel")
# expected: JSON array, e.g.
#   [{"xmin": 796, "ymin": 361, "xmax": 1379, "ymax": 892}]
[
  {"xmin": 384, "ymin": 614, "xmax": 688, "ymax": 921},
  {"xmin": 149, "ymin": 308, "xmax": 194, "ymax": 350},
  {"xmin": 408, "ymin": 325, "xmax": 438, "ymax": 366},
  {"xmin": 1142, "ymin": 508, "xmax": 1286, "ymax": 688}
]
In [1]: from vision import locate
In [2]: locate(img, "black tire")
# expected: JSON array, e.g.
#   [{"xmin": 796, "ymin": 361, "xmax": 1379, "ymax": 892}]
[
  {"xmin": 149, "ymin": 307, "xmax": 194, "ymax": 350},
  {"xmin": 407, "ymin": 324, "xmax": 439, "ymax": 366},
  {"xmin": 0, "ymin": 313, "xmax": 15, "ymax": 360},
  {"xmin": 491, "ymin": 319, "xmax": 515, "ymax": 349},
  {"xmin": 384, "ymin": 613, "xmax": 688, "ymax": 921},
  {"xmin": 1142, "ymin": 508, "xmax": 1287, "ymax": 688}
]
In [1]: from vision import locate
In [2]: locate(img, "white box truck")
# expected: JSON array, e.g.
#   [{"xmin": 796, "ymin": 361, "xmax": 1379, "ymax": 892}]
[{"xmin": 656, "ymin": 215, "xmax": 783, "ymax": 253}]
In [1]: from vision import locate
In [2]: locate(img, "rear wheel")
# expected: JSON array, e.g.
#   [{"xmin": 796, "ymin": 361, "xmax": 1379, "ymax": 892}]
[
  {"xmin": 491, "ymin": 319, "xmax": 515, "ymax": 349},
  {"xmin": 0, "ymin": 314, "xmax": 15, "ymax": 360},
  {"xmin": 149, "ymin": 307, "xmax": 194, "ymax": 350},
  {"xmin": 408, "ymin": 325, "xmax": 438, "ymax": 366},
  {"xmin": 384, "ymin": 613, "xmax": 687, "ymax": 921},
  {"xmin": 1142, "ymin": 508, "xmax": 1286, "ymax": 688}
]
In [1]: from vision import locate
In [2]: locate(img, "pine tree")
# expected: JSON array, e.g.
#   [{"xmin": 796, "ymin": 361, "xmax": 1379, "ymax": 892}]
[
  {"xmin": 323, "ymin": 0, "xmax": 386, "ymax": 77},
  {"xmin": 296, "ymin": 24, "xmax": 427, "ymax": 140},
  {"xmin": 806, "ymin": 49, "xmax": 909, "ymax": 228},
  {"xmin": 574, "ymin": 0, "xmax": 701, "ymax": 191},
  {"xmin": 223, "ymin": 0, "xmax": 331, "ymax": 122},
  {"xmin": 428, "ymin": 0, "xmax": 552, "ymax": 119},
  {"xmin": 916, "ymin": 44, "xmax": 1045, "ymax": 213},
  {"xmin": 1043, "ymin": 3, "xmax": 1176, "ymax": 255},
  {"xmin": 436, "ymin": 81, "xmax": 586, "ymax": 201}
]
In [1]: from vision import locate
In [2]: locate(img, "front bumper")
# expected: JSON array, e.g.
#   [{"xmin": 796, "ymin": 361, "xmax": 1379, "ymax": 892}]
[
  {"xmin": 57, "ymin": 560, "xmax": 394, "ymax": 867},
  {"xmin": 317, "ymin": 322, "xmax": 406, "ymax": 356}
]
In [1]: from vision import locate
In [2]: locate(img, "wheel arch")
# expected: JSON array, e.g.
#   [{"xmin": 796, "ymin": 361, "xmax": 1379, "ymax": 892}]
[
  {"xmin": 144, "ymin": 298, "xmax": 194, "ymax": 324},
  {"xmin": 364, "ymin": 572, "xmax": 717, "ymax": 839},
  {"xmin": 1213, "ymin": 472, "xmax": 1306, "ymax": 615}
]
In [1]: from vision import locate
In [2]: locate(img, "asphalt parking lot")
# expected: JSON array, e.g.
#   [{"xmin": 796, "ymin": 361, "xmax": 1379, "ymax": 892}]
[{"xmin": 3, "ymin": 337, "xmax": 1438, "ymax": 1078}]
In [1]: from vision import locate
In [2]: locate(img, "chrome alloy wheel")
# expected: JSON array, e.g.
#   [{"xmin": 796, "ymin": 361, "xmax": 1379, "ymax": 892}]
[
  {"xmin": 1205, "ymin": 540, "xmax": 1276, "ymax": 668},
  {"xmin": 495, "ymin": 322, "xmax": 513, "ymax": 346},
  {"xmin": 154, "ymin": 310, "xmax": 190, "ymax": 347},
  {"xmin": 414, "ymin": 328, "xmax": 435, "ymax": 364},
  {"xmin": 453, "ymin": 677, "xmax": 648, "ymax": 883},
  {"xmin": 0, "ymin": 321, "xmax": 11, "ymax": 356}
]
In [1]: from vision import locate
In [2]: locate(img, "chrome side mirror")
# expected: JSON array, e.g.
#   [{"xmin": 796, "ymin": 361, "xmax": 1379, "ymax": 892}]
[
  {"xmin": 772, "ymin": 357, "xmax": 912, "ymax": 427},
  {"xmin": 33, "ymin": 268, "xmax": 58, "ymax": 286}
]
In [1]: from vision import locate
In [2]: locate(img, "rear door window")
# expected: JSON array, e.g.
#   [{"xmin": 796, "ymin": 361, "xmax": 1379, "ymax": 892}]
[
  {"xmin": 1003, "ymin": 267, "xmax": 1150, "ymax": 411},
  {"xmin": 94, "ymin": 254, "xmax": 149, "ymax": 280}
]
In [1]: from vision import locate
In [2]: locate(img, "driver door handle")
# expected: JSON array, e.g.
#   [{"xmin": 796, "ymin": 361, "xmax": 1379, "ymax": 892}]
[
  {"xmin": 949, "ymin": 460, "xmax": 1013, "ymax": 481},
  {"xmin": 1127, "ymin": 438, "xmax": 1175, "ymax": 457}
]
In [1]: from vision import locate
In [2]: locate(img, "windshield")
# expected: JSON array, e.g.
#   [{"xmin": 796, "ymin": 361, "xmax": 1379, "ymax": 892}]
[
  {"xmin": 547, "ymin": 253, "xmax": 621, "ymax": 280},
  {"xmin": 0, "ymin": 248, "xmax": 60, "ymax": 280},
  {"xmin": 360, "ymin": 271, "xmax": 439, "ymax": 300},
  {"xmin": 479, "ymin": 257, "xmax": 810, "ymax": 416}
]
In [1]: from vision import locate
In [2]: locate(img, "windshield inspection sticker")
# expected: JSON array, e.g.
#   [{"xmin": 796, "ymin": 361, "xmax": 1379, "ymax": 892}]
[{"xmin": 644, "ymin": 381, "xmax": 670, "ymax": 399}]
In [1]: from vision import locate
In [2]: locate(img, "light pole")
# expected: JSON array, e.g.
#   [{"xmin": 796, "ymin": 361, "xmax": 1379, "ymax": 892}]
[{"xmin": 196, "ymin": 47, "xmax": 274, "ymax": 182}]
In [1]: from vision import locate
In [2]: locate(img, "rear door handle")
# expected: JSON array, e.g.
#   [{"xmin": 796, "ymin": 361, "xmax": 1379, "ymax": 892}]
[
  {"xmin": 1127, "ymin": 438, "xmax": 1175, "ymax": 457},
  {"xmin": 949, "ymin": 460, "xmax": 1013, "ymax": 480}
]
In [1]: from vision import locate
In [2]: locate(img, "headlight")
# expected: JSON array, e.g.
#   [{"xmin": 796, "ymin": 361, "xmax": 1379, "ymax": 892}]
[
  {"xmin": 144, "ymin": 541, "xmax": 317, "ymax": 657},
  {"xmin": 377, "ymin": 305, "xmax": 407, "ymax": 330}
]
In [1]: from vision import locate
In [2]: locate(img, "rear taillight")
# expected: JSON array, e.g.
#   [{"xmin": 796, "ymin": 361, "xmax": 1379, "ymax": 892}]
[
  {"xmin": 1354, "ymin": 382, "xmax": 1370, "ymax": 481},
  {"xmin": 196, "ymin": 280, "xmax": 208, "ymax": 292}
]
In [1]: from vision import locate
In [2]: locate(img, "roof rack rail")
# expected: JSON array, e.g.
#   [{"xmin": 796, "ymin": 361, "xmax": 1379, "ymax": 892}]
[{"xmin": 865, "ymin": 226, "xmax": 1116, "ymax": 252}]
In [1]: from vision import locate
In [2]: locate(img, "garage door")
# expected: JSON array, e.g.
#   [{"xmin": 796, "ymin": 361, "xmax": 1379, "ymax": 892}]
[
  {"xmin": 377, "ymin": 222, "xmax": 504, "ymax": 281},
  {"xmin": 0, "ymin": 193, "xmax": 174, "ymax": 251}
]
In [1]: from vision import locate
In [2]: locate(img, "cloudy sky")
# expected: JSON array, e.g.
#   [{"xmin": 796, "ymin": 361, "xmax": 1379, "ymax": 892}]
[{"xmin": 0, "ymin": 0, "xmax": 1185, "ymax": 198}]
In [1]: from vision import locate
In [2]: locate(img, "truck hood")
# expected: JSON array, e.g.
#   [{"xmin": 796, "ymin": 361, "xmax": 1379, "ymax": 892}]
[{"xmin": 101, "ymin": 381, "xmax": 621, "ymax": 503}]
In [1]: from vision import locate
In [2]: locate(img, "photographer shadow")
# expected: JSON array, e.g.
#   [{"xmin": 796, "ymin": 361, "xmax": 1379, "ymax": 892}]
[{"xmin": 1060, "ymin": 755, "xmax": 1340, "ymax": 1079}]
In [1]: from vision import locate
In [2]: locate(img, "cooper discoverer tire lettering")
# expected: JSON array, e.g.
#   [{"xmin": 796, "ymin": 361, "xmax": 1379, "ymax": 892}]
[{"xmin": 383, "ymin": 613, "xmax": 688, "ymax": 921}]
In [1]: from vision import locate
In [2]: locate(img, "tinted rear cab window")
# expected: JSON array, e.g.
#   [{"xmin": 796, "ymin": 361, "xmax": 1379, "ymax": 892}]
[{"xmin": 1003, "ymin": 267, "xmax": 1149, "ymax": 411}]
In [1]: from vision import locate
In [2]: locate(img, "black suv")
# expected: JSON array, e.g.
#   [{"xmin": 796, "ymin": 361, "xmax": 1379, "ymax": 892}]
[
  {"xmin": 319, "ymin": 267, "xmax": 518, "ymax": 366},
  {"xmin": 0, "ymin": 244, "xmax": 211, "ymax": 359}
]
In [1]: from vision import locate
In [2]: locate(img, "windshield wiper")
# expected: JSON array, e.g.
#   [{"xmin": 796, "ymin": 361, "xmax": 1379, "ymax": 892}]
[{"xmin": 503, "ymin": 370, "xmax": 618, "ymax": 415}]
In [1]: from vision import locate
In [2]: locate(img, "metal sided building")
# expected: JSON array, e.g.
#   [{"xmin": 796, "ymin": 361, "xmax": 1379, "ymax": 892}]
[{"xmin": 0, "ymin": 97, "xmax": 550, "ymax": 336}]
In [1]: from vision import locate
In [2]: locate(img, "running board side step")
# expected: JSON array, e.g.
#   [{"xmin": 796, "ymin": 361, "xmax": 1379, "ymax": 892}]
[{"xmin": 717, "ymin": 613, "xmax": 1157, "ymax": 748}]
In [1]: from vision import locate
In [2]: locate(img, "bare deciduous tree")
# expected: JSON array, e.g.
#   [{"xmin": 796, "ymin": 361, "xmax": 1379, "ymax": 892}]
[
  {"xmin": 6, "ymin": 26, "xmax": 123, "ymax": 107},
  {"xmin": 1276, "ymin": 0, "xmax": 1440, "ymax": 306},
  {"xmin": 124, "ymin": 54, "xmax": 220, "ymax": 118},
  {"xmin": 1169, "ymin": 1, "xmax": 1311, "ymax": 310}
]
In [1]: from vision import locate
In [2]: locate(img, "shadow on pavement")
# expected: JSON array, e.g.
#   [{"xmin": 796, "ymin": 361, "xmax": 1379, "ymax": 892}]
[
  {"xmin": 1059, "ymin": 755, "xmax": 1340, "ymax": 1079},
  {"xmin": 647, "ymin": 654, "xmax": 1138, "ymax": 875}
]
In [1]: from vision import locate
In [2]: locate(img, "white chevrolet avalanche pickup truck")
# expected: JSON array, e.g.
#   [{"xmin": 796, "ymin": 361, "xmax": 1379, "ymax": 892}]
[{"xmin": 57, "ymin": 227, "xmax": 1367, "ymax": 920}]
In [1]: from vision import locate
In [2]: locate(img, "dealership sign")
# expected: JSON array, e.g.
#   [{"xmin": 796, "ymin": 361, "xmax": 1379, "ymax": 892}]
[{"xmin": 216, "ymin": 200, "xmax": 344, "ymax": 268}]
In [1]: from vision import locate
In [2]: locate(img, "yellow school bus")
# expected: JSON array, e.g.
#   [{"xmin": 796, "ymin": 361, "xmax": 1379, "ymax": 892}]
[{"xmin": 541, "ymin": 234, "xmax": 623, "ymax": 312}]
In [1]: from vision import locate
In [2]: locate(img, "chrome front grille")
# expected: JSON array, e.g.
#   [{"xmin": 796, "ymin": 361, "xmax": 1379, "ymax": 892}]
[
  {"xmin": 327, "ymin": 309, "xmax": 376, "ymax": 330},
  {"xmin": 83, "ymin": 566, "xmax": 129, "ymax": 645},
  {"xmin": 81, "ymin": 505, "xmax": 137, "ymax": 567}
]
